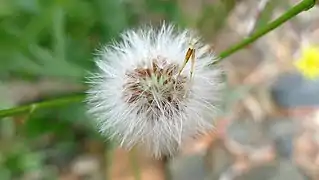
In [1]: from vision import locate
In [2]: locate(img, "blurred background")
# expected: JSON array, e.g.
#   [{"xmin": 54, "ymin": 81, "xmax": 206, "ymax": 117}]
[{"xmin": 0, "ymin": 0, "xmax": 319, "ymax": 179}]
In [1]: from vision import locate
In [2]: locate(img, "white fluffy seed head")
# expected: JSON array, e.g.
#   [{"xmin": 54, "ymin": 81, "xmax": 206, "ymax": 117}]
[{"xmin": 86, "ymin": 23, "xmax": 223, "ymax": 158}]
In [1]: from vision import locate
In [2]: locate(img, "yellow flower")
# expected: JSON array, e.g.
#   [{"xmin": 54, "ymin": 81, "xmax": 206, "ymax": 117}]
[{"xmin": 294, "ymin": 44, "xmax": 319, "ymax": 80}]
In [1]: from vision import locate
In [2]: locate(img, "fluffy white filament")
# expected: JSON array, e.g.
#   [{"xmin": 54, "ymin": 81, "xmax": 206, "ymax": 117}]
[{"xmin": 86, "ymin": 23, "xmax": 223, "ymax": 158}]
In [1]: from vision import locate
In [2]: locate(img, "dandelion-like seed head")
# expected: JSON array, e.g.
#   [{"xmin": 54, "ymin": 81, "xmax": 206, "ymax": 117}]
[
  {"xmin": 86, "ymin": 23, "xmax": 223, "ymax": 158},
  {"xmin": 123, "ymin": 57, "xmax": 187, "ymax": 116}
]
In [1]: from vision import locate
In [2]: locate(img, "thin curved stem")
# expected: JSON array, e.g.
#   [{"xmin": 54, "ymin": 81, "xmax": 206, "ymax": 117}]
[
  {"xmin": 0, "ymin": 94, "xmax": 84, "ymax": 118},
  {"xmin": 216, "ymin": 0, "xmax": 316, "ymax": 61},
  {"xmin": 0, "ymin": 0, "xmax": 316, "ymax": 119}
]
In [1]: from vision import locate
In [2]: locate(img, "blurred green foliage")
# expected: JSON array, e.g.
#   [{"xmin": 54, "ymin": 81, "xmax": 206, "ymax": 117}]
[
  {"xmin": 0, "ymin": 0, "xmax": 185, "ymax": 82},
  {"xmin": 0, "ymin": 0, "xmax": 243, "ymax": 82}
]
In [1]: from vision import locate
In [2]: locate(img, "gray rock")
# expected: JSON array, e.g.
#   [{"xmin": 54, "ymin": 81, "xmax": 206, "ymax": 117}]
[
  {"xmin": 266, "ymin": 118, "xmax": 297, "ymax": 158},
  {"xmin": 271, "ymin": 73, "xmax": 319, "ymax": 108},
  {"xmin": 170, "ymin": 154, "xmax": 208, "ymax": 180},
  {"xmin": 226, "ymin": 118, "xmax": 271, "ymax": 148}
]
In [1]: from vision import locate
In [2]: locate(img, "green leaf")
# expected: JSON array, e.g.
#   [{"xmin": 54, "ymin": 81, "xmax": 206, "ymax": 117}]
[
  {"xmin": 145, "ymin": 0, "xmax": 183, "ymax": 23},
  {"xmin": 52, "ymin": 6, "xmax": 65, "ymax": 62},
  {"xmin": 28, "ymin": 45, "xmax": 85, "ymax": 79},
  {"xmin": 14, "ymin": 0, "xmax": 40, "ymax": 14},
  {"xmin": 197, "ymin": 0, "xmax": 236, "ymax": 39},
  {"xmin": 23, "ymin": 110, "xmax": 71, "ymax": 139},
  {"xmin": 0, "ymin": 0, "xmax": 15, "ymax": 17},
  {"xmin": 92, "ymin": 0, "xmax": 128, "ymax": 41}
]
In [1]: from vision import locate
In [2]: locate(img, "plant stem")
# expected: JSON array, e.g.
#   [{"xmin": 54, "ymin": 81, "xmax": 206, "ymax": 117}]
[
  {"xmin": 105, "ymin": 142, "xmax": 115, "ymax": 180},
  {"xmin": 129, "ymin": 148, "xmax": 142, "ymax": 180},
  {"xmin": 0, "ymin": 0, "xmax": 316, "ymax": 119},
  {"xmin": 163, "ymin": 156, "xmax": 172, "ymax": 180},
  {"xmin": 0, "ymin": 94, "xmax": 84, "ymax": 118},
  {"xmin": 216, "ymin": 0, "xmax": 316, "ymax": 61}
]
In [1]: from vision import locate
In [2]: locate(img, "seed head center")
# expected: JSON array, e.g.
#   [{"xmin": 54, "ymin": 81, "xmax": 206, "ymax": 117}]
[{"xmin": 123, "ymin": 58, "xmax": 188, "ymax": 114}]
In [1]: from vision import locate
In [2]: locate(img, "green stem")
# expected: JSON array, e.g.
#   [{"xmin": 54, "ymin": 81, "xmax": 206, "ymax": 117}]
[
  {"xmin": 0, "ymin": 0, "xmax": 316, "ymax": 119},
  {"xmin": 0, "ymin": 94, "xmax": 84, "ymax": 118},
  {"xmin": 163, "ymin": 156, "xmax": 172, "ymax": 180},
  {"xmin": 216, "ymin": 0, "xmax": 315, "ymax": 61},
  {"xmin": 129, "ymin": 148, "xmax": 142, "ymax": 180},
  {"xmin": 105, "ymin": 142, "xmax": 115, "ymax": 180}
]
